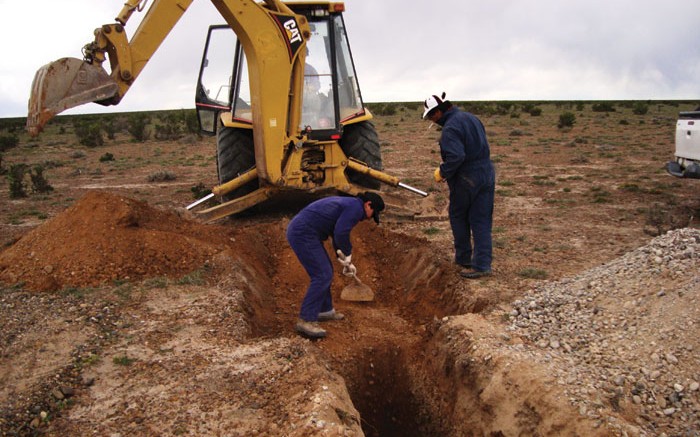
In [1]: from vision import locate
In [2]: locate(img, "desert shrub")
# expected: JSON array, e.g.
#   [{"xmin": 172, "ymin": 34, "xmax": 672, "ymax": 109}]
[
  {"xmin": 40, "ymin": 160, "xmax": 63, "ymax": 170},
  {"xmin": 99, "ymin": 152, "xmax": 114, "ymax": 162},
  {"xmin": 422, "ymin": 227, "xmax": 441, "ymax": 235},
  {"xmin": 370, "ymin": 103, "xmax": 398, "ymax": 116},
  {"xmin": 191, "ymin": 182, "xmax": 211, "ymax": 199},
  {"xmin": 30, "ymin": 165, "xmax": 53, "ymax": 193},
  {"xmin": 570, "ymin": 154, "xmax": 590, "ymax": 165},
  {"xmin": 154, "ymin": 123, "xmax": 182, "ymax": 140},
  {"xmin": 103, "ymin": 118, "xmax": 118, "ymax": 140},
  {"xmin": 576, "ymin": 102, "xmax": 585, "ymax": 111},
  {"xmin": 590, "ymin": 187, "xmax": 611, "ymax": 203},
  {"xmin": 177, "ymin": 267, "xmax": 208, "ymax": 285},
  {"xmin": 592, "ymin": 102, "xmax": 616, "ymax": 112},
  {"xmin": 113, "ymin": 355, "xmax": 136, "ymax": 366},
  {"xmin": 493, "ymin": 102, "xmax": 513, "ymax": 115},
  {"xmin": 0, "ymin": 119, "xmax": 25, "ymax": 133},
  {"xmin": 182, "ymin": 109, "xmax": 200, "ymax": 136},
  {"xmin": 74, "ymin": 122, "xmax": 104, "ymax": 147},
  {"xmin": 632, "ymin": 102, "xmax": 649, "ymax": 115},
  {"xmin": 458, "ymin": 101, "xmax": 491, "ymax": 115},
  {"xmin": 154, "ymin": 112, "xmax": 184, "ymax": 140},
  {"xmin": 365, "ymin": 102, "xmax": 381, "ymax": 113},
  {"xmin": 643, "ymin": 202, "xmax": 690, "ymax": 236},
  {"xmin": 558, "ymin": 112, "xmax": 576, "ymax": 129},
  {"xmin": 147, "ymin": 171, "xmax": 176, "ymax": 182},
  {"xmin": 0, "ymin": 135, "xmax": 19, "ymax": 152},
  {"xmin": 127, "ymin": 113, "xmax": 151, "ymax": 142},
  {"xmin": 518, "ymin": 268, "xmax": 547, "ymax": 279},
  {"xmin": 520, "ymin": 102, "xmax": 536, "ymax": 113},
  {"xmin": 7, "ymin": 164, "xmax": 28, "ymax": 198},
  {"xmin": 110, "ymin": 115, "xmax": 129, "ymax": 133}
]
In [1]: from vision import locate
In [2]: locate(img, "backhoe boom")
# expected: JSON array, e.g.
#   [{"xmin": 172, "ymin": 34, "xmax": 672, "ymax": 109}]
[{"xmin": 27, "ymin": 0, "xmax": 194, "ymax": 135}]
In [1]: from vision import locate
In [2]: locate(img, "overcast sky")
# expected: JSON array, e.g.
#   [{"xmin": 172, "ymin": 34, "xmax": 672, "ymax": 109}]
[{"xmin": 1, "ymin": 0, "xmax": 698, "ymax": 118}]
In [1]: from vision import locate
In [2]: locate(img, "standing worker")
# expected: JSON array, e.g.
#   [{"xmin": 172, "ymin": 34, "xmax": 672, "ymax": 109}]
[
  {"xmin": 286, "ymin": 192, "xmax": 385, "ymax": 338},
  {"xmin": 423, "ymin": 92, "xmax": 495, "ymax": 278}
]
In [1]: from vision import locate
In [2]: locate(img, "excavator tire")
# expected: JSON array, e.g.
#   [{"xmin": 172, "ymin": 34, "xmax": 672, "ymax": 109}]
[
  {"xmin": 217, "ymin": 126, "xmax": 258, "ymax": 201},
  {"xmin": 340, "ymin": 121, "xmax": 383, "ymax": 190}
]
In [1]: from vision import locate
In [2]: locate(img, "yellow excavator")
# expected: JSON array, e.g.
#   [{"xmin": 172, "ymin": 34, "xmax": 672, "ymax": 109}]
[{"xmin": 26, "ymin": 0, "xmax": 427, "ymax": 222}]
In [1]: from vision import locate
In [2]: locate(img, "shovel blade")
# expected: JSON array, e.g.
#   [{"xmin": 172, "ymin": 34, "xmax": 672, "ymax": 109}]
[
  {"xmin": 340, "ymin": 281, "xmax": 374, "ymax": 302},
  {"xmin": 27, "ymin": 57, "xmax": 119, "ymax": 136}
]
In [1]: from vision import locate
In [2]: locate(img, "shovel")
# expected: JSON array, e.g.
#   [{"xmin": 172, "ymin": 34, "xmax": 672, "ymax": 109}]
[{"xmin": 340, "ymin": 272, "xmax": 375, "ymax": 302}]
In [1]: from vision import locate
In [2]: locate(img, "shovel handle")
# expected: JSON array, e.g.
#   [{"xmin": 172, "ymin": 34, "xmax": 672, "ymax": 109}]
[{"xmin": 352, "ymin": 273, "xmax": 364, "ymax": 285}]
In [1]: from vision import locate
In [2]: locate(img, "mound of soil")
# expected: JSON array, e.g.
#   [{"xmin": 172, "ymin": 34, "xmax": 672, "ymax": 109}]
[{"xmin": 0, "ymin": 191, "xmax": 232, "ymax": 291}]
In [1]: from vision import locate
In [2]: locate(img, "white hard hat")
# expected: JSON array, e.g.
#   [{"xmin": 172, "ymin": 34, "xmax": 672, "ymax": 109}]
[{"xmin": 422, "ymin": 92, "xmax": 447, "ymax": 119}]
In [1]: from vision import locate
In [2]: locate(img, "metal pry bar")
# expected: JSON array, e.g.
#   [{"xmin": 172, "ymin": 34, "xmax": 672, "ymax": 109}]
[
  {"xmin": 397, "ymin": 182, "xmax": 428, "ymax": 197},
  {"xmin": 186, "ymin": 193, "xmax": 215, "ymax": 210}
]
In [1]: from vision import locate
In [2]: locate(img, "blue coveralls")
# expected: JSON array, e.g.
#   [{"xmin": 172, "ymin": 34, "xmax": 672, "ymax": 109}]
[
  {"xmin": 437, "ymin": 107, "xmax": 495, "ymax": 272},
  {"xmin": 286, "ymin": 196, "xmax": 366, "ymax": 321}
]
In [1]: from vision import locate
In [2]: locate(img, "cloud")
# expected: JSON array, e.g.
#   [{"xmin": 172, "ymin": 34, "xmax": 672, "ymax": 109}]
[
  {"xmin": 1, "ymin": 0, "xmax": 698, "ymax": 118},
  {"xmin": 348, "ymin": 0, "xmax": 700, "ymax": 102}
]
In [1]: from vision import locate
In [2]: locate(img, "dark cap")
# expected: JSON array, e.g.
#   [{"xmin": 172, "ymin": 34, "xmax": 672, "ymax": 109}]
[{"xmin": 358, "ymin": 191, "xmax": 385, "ymax": 224}]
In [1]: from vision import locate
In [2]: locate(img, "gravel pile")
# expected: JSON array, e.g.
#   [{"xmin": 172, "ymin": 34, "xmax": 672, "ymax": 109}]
[{"xmin": 505, "ymin": 227, "xmax": 699, "ymax": 436}]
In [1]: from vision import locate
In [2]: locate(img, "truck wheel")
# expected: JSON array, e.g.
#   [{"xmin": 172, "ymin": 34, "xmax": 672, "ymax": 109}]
[
  {"xmin": 340, "ymin": 121, "xmax": 383, "ymax": 189},
  {"xmin": 217, "ymin": 126, "xmax": 258, "ymax": 201}
]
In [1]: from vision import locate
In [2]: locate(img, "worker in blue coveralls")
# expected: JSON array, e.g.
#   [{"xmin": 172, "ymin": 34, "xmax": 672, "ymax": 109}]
[
  {"xmin": 286, "ymin": 192, "xmax": 385, "ymax": 339},
  {"xmin": 423, "ymin": 92, "xmax": 495, "ymax": 279}
]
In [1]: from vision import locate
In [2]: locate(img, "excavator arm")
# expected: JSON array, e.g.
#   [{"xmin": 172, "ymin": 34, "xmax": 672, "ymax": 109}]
[
  {"xmin": 26, "ymin": 0, "xmax": 307, "ymax": 137},
  {"xmin": 27, "ymin": 0, "xmax": 195, "ymax": 136}
]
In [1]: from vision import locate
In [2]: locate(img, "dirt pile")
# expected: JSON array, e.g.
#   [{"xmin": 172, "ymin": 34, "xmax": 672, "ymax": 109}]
[{"xmin": 0, "ymin": 191, "xmax": 233, "ymax": 291}]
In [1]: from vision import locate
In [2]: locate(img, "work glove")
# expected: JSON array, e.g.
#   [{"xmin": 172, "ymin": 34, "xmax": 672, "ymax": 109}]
[
  {"xmin": 336, "ymin": 250, "xmax": 357, "ymax": 277},
  {"xmin": 433, "ymin": 167, "xmax": 444, "ymax": 183}
]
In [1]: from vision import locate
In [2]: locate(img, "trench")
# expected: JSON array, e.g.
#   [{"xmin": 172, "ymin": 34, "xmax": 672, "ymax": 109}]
[
  {"xmin": 239, "ymin": 220, "xmax": 470, "ymax": 436},
  {"xmin": 338, "ymin": 341, "xmax": 441, "ymax": 437}
]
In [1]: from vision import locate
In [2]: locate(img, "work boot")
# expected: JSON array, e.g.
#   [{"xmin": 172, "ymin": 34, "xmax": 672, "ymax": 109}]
[
  {"xmin": 460, "ymin": 269, "xmax": 492, "ymax": 279},
  {"xmin": 295, "ymin": 319, "xmax": 327, "ymax": 339},
  {"xmin": 318, "ymin": 309, "xmax": 345, "ymax": 322}
]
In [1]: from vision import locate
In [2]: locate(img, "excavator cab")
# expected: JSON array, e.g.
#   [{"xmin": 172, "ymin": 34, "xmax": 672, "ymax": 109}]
[{"xmin": 196, "ymin": 4, "xmax": 365, "ymax": 141}]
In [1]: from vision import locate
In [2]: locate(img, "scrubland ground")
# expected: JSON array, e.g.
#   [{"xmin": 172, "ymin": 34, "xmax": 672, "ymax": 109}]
[{"xmin": 0, "ymin": 101, "xmax": 698, "ymax": 436}]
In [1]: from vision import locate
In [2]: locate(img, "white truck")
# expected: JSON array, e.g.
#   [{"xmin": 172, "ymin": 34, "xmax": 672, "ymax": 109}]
[{"xmin": 666, "ymin": 109, "xmax": 700, "ymax": 179}]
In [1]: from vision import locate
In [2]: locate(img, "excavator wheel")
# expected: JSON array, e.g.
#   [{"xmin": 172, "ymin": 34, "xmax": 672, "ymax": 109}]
[
  {"xmin": 340, "ymin": 121, "xmax": 383, "ymax": 190},
  {"xmin": 217, "ymin": 126, "xmax": 258, "ymax": 201}
]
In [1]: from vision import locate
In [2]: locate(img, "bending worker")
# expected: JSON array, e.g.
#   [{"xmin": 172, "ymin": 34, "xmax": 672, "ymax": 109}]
[
  {"xmin": 286, "ymin": 192, "xmax": 385, "ymax": 339},
  {"xmin": 423, "ymin": 92, "xmax": 495, "ymax": 279}
]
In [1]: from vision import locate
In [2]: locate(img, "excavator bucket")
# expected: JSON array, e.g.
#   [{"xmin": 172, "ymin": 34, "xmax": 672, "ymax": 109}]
[{"xmin": 27, "ymin": 57, "xmax": 119, "ymax": 136}]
